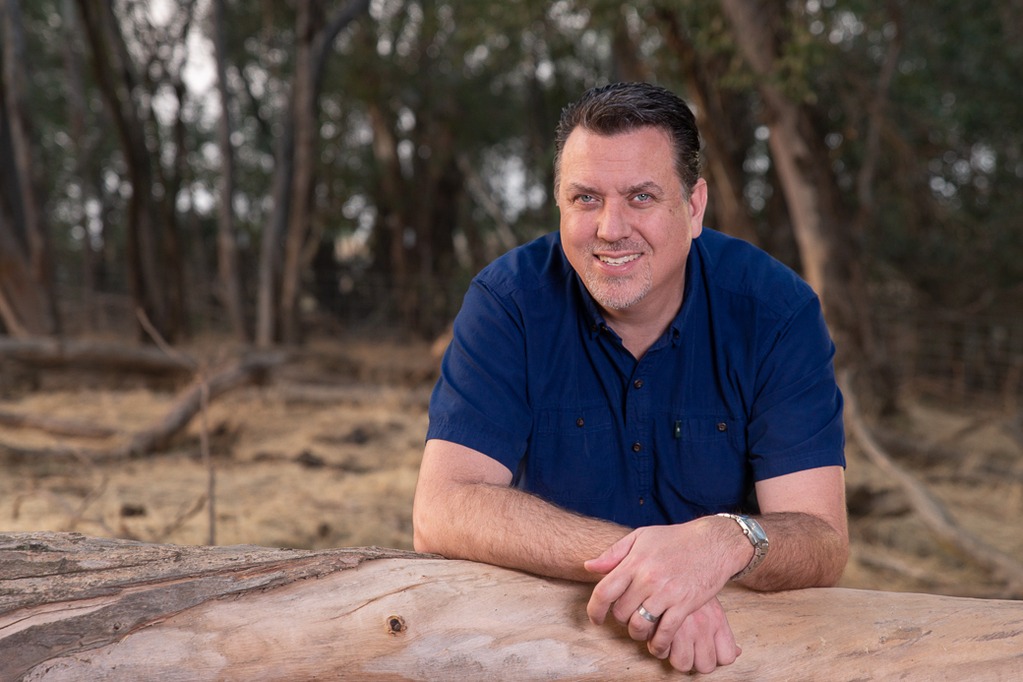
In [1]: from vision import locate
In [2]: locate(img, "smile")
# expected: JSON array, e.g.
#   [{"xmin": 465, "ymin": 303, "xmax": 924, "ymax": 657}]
[{"xmin": 597, "ymin": 253, "xmax": 640, "ymax": 266}]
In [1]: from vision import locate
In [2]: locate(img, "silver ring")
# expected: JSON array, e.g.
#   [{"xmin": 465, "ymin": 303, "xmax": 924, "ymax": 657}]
[{"xmin": 636, "ymin": 604, "xmax": 660, "ymax": 623}]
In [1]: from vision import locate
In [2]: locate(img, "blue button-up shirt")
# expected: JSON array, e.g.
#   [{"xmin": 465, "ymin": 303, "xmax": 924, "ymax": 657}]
[{"xmin": 427, "ymin": 228, "xmax": 845, "ymax": 528}]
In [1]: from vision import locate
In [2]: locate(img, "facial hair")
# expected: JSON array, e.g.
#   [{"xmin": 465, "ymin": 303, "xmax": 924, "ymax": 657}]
[{"xmin": 580, "ymin": 240, "xmax": 653, "ymax": 311}]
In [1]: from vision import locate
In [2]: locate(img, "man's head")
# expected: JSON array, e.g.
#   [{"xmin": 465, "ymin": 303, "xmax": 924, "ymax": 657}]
[
  {"xmin": 553, "ymin": 82, "xmax": 702, "ymax": 200},
  {"xmin": 554, "ymin": 83, "xmax": 708, "ymax": 332}
]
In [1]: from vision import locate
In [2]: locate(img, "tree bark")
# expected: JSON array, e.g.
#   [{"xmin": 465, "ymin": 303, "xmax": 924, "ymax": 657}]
[{"xmin": 1, "ymin": 532, "xmax": 1021, "ymax": 681}]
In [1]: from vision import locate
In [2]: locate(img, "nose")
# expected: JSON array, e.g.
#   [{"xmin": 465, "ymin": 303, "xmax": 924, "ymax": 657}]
[{"xmin": 595, "ymin": 200, "xmax": 632, "ymax": 243}]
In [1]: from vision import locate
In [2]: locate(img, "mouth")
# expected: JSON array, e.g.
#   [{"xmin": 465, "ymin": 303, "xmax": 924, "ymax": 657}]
[{"xmin": 596, "ymin": 253, "xmax": 641, "ymax": 267}]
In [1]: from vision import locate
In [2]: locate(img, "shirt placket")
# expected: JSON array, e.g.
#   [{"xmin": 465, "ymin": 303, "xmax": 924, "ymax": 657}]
[{"xmin": 624, "ymin": 357, "xmax": 655, "ymax": 524}]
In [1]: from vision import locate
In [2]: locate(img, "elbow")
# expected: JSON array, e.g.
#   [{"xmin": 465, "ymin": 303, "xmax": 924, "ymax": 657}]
[
  {"xmin": 817, "ymin": 531, "xmax": 850, "ymax": 587},
  {"xmin": 412, "ymin": 524, "xmax": 437, "ymax": 555},
  {"xmin": 411, "ymin": 497, "xmax": 444, "ymax": 556}
]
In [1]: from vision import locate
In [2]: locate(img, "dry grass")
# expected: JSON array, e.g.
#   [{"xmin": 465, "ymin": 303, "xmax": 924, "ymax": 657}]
[{"xmin": 1, "ymin": 337, "xmax": 1020, "ymax": 598}]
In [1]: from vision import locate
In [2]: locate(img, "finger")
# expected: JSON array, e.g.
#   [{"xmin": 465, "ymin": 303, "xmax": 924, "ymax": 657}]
[
  {"xmin": 585, "ymin": 576, "xmax": 630, "ymax": 625},
  {"xmin": 627, "ymin": 603, "xmax": 662, "ymax": 642},
  {"xmin": 586, "ymin": 570, "xmax": 634, "ymax": 625},
  {"xmin": 583, "ymin": 532, "xmax": 635, "ymax": 576},
  {"xmin": 645, "ymin": 607, "xmax": 680, "ymax": 656},
  {"xmin": 714, "ymin": 616, "xmax": 741, "ymax": 666},
  {"xmin": 667, "ymin": 636, "xmax": 695, "ymax": 674},
  {"xmin": 691, "ymin": 624, "xmax": 719, "ymax": 674}
]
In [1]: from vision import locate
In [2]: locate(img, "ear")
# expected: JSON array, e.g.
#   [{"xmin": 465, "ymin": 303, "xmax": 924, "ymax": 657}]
[{"xmin": 688, "ymin": 178, "xmax": 708, "ymax": 238}]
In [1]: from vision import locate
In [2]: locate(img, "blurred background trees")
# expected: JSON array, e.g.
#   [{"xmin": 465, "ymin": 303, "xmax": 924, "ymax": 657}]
[{"xmin": 1, "ymin": 0, "xmax": 1020, "ymax": 407}]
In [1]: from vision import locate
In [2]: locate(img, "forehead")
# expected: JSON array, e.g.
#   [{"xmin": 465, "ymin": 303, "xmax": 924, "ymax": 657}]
[{"xmin": 560, "ymin": 126, "xmax": 677, "ymax": 187}]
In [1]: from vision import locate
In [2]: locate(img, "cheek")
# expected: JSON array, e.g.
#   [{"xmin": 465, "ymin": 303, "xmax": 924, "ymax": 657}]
[{"xmin": 560, "ymin": 219, "xmax": 592, "ymax": 249}]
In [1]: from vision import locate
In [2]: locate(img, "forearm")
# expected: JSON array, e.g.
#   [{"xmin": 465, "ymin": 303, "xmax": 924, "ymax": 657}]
[
  {"xmin": 732, "ymin": 511, "xmax": 849, "ymax": 591},
  {"xmin": 414, "ymin": 481, "xmax": 629, "ymax": 582}
]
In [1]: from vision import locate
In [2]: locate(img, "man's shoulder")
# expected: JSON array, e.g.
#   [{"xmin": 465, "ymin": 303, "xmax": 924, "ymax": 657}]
[
  {"xmin": 695, "ymin": 228, "xmax": 816, "ymax": 316},
  {"xmin": 475, "ymin": 231, "xmax": 571, "ymax": 297}
]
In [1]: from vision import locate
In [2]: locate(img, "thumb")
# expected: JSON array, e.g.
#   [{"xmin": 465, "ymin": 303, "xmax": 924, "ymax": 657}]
[{"xmin": 584, "ymin": 532, "xmax": 636, "ymax": 575}]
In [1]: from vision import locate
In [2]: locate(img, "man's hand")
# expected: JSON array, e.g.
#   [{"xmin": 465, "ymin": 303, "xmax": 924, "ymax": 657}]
[{"xmin": 583, "ymin": 520, "xmax": 749, "ymax": 673}]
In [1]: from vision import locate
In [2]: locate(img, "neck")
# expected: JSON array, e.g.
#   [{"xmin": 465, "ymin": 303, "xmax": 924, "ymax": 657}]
[{"xmin": 603, "ymin": 303, "xmax": 679, "ymax": 360}]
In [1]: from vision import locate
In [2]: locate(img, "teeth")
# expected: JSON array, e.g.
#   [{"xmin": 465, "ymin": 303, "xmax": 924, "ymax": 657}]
[{"xmin": 598, "ymin": 254, "xmax": 639, "ymax": 266}]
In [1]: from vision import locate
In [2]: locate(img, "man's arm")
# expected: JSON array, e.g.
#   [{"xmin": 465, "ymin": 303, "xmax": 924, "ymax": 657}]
[
  {"xmin": 412, "ymin": 438, "xmax": 629, "ymax": 582},
  {"xmin": 741, "ymin": 464, "xmax": 849, "ymax": 590}
]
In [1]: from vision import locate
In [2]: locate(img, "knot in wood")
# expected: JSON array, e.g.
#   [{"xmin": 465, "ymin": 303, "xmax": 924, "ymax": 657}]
[{"xmin": 387, "ymin": 614, "xmax": 406, "ymax": 635}]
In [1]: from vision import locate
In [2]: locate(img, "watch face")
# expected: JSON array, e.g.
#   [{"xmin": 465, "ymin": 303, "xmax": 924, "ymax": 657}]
[
  {"xmin": 750, "ymin": 523, "xmax": 768, "ymax": 546},
  {"xmin": 741, "ymin": 515, "xmax": 769, "ymax": 547}
]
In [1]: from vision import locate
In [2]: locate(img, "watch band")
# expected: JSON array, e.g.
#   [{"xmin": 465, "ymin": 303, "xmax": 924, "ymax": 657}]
[{"xmin": 716, "ymin": 513, "xmax": 770, "ymax": 580}]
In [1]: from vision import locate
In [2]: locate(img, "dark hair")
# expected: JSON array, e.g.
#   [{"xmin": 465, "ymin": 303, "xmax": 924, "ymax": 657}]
[{"xmin": 553, "ymin": 82, "xmax": 702, "ymax": 198}]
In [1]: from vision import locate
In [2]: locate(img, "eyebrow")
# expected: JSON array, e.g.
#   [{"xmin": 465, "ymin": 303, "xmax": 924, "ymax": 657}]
[
  {"xmin": 564, "ymin": 181, "xmax": 665, "ymax": 196},
  {"xmin": 624, "ymin": 181, "xmax": 665, "ymax": 196},
  {"xmin": 565, "ymin": 182, "xmax": 600, "ymax": 196}
]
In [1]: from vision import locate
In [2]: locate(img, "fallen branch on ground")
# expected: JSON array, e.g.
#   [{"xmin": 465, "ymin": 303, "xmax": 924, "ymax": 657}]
[
  {"xmin": 0, "ymin": 336, "xmax": 196, "ymax": 375},
  {"xmin": 0, "ymin": 410, "xmax": 117, "ymax": 439},
  {"xmin": 0, "ymin": 352, "xmax": 286, "ymax": 461},
  {"xmin": 840, "ymin": 369, "xmax": 1023, "ymax": 596}
]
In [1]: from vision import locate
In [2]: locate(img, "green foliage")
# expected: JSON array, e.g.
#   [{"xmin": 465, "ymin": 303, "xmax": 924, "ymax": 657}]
[{"xmin": 7, "ymin": 0, "xmax": 1022, "ymax": 331}]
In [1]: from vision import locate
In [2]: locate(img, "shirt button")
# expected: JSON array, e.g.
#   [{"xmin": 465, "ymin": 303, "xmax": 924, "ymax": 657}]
[
  {"xmin": 717, "ymin": 422, "xmax": 728, "ymax": 432},
  {"xmin": 633, "ymin": 379, "xmax": 644, "ymax": 389},
  {"xmin": 632, "ymin": 442, "xmax": 642, "ymax": 453},
  {"xmin": 576, "ymin": 417, "xmax": 585, "ymax": 427},
  {"xmin": 638, "ymin": 497, "xmax": 645, "ymax": 505}
]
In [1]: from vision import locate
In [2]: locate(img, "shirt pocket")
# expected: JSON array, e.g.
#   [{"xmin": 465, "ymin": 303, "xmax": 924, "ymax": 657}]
[
  {"xmin": 530, "ymin": 406, "xmax": 616, "ymax": 502},
  {"xmin": 660, "ymin": 415, "xmax": 749, "ymax": 508}
]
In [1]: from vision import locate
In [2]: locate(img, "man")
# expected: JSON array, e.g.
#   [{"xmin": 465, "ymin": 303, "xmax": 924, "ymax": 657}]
[{"xmin": 413, "ymin": 82, "xmax": 848, "ymax": 674}]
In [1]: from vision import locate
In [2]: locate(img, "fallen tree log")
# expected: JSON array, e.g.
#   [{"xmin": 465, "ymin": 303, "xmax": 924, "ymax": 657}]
[
  {"xmin": 0, "ymin": 337, "xmax": 195, "ymax": 375},
  {"xmin": 1, "ymin": 533, "xmax": 1021, "ymax": 681},
  {"xmin": 0, "ymin": 352, "xmax": 286, "ymax": 461}
]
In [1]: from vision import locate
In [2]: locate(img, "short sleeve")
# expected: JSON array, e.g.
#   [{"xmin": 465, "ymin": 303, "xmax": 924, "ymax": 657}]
[
  {"xmin": 426, "ymin": 279, "xmax": 533, "ymax": 473},
  {"xmin": 747, "ymin": 296, "xmax": 846, "ymax": 481}
]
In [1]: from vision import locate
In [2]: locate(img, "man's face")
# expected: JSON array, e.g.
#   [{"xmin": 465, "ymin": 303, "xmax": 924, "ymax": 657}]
[{"xmin": 557, "ymin": 126, "xmax": 706, "ymax": 319}]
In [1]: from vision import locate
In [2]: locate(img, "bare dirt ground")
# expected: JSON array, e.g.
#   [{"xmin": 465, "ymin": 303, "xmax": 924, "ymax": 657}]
[{"xmin": 2, "ymin": 336, "xmax": 1021, "ymax": 600}]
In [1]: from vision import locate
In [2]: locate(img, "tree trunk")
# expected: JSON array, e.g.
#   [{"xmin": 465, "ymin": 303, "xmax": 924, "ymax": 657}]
[
  {"xmin": 278, "ymin": 0, "xmax": 371, "ymax": 345},
  {"xmin": 277, "ymin": 0, "xmax": 319, "ymax": 346},
  {"xmin": 60, "ymin": 0, "xmax": 103, "ymax": 333},
  {"xmin": 0, "ymin": 0, "xmax": 59, "ymax": 337},
  {"xmin": 656, "ymin": 6, "xmax": 762, "ymax": 247},
  {"xmin": 2, "ymin": 532, "xmax": 1021, "ymax": 680},
  {"xmin": 212, "ymin": 0, "xmax": 249, "ymax": 343},
  {"xmin": 0, "ymin": 221, "xmax": 54, "ymax": 337},
  {"xmin": 718, "ymin": 0, "xmax": 895, "ymax": 412},
  {"xmin": 75, "ymin": 0, "xmax": 177, "ymax": 343}
]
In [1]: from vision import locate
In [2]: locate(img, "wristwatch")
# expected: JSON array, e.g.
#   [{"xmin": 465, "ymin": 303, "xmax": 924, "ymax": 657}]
[{"xmin": 716, "ymin": 513, "xmax": 769, "ymax": 580}]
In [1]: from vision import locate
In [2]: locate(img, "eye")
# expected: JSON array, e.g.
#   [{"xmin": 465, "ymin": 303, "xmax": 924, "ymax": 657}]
[
  {"xmin": 576, "ymin": 194, "xmax": 597, "ymax": 203},
  {"xmin": 633, "ymin": 193, "xmax": 653, "ymax": 202}
]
